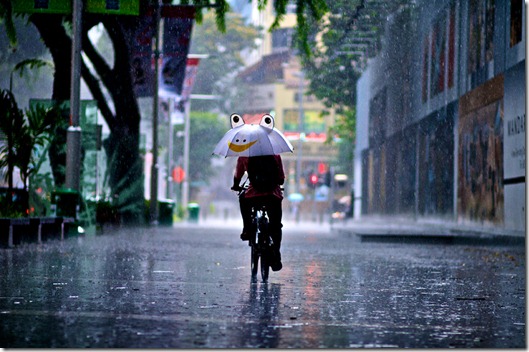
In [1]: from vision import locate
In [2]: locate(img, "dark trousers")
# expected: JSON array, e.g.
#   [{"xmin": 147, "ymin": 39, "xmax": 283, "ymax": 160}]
[{"xmin": 239, "ymin": 195, "xmax": 283, "ymax": 251}]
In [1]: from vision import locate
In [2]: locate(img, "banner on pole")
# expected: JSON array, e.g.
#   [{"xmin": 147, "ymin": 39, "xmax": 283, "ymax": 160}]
[
  {"xmin": 129, "ymin": 6, "xmax": 195, "ymax": 98},
  {"xmin": 170, "ymin": 57, "xmax": 201, "ymax": 124},
  {"xmin": 158, "ymin": 13, "xmax": 195, "ymax": 98},
  {"xmin": 180, "ymin": 57, "xmax": 200, "ymax": 102},
  {"xmin": 130, "ymin": 14, "xmax": 155, "ymax": 97}
]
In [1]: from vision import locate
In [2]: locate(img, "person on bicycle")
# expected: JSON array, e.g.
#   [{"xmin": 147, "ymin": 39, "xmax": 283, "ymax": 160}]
[{"xmin": 231, "ymin": 154, "xmax": 285, "ymax": 271}]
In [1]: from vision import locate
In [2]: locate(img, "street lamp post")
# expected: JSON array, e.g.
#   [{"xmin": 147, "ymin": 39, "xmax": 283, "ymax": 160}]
[
  {"xmin": 65, "ymin": 0, "xmax": 83, "ymax": 192},
  {"xmin": 180, "ymin": 92, "xmax": 219, "ymax": 212},
  {"xmin": 149, "ymin": 0, "xmax": 161, "ymax": 224},
  {"xmin": 181, "ymin": 98, "xmax": 191, "ymax": 211},
  {"xmin": 166, "ymin": 97, "xmax": 174, "ymax": 200},
  {"xmin": 296, "ymin": 70, "xmax": 304, "ymax": 194}
]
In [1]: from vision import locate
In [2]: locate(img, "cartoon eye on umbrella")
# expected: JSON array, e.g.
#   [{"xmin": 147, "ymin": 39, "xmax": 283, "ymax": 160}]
[{"xmin": 213, "ymin": 113, "xmax": 294, "ymax": 157}]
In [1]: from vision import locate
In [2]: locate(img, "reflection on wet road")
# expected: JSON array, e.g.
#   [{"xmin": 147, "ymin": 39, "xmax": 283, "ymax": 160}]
[{"xmin": 0, "ymin": 223, "xmax": 525, "ymax": 348}]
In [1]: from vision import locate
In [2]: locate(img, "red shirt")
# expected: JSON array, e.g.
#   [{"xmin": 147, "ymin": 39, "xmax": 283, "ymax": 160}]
[{"xmin": 234, "ymin": 155, "xmax": 285, "ymax": 199}]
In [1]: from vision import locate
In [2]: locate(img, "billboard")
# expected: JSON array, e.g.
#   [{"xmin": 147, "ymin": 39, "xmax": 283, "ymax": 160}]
[
  {"xmin": 503, "ymin": 61, "xmax": 525, "ymax": 231},
  {"xmin": 457, "ymin": 76, "xmax": 504, "ymax": 224},
  {"xmin": 13, "ymin": 0, "xmax": 139, "ymax": 15}
]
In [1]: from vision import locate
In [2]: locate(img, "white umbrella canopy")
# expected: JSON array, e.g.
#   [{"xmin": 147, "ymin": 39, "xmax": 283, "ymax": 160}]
[{"xmin": 213, "ymin": 114, "xmax": 294, "ymax": 157}]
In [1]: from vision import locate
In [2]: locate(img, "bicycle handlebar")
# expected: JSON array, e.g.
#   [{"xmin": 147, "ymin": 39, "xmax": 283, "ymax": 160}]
[{"xmin": 231, "ymin": 186, "xmax": 285, "ymax": 199}]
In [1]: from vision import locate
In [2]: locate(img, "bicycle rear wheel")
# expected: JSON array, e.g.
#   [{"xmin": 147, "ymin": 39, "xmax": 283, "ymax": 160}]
[
  {"xmin": 258, "ymin": 228, "xmax": 271, "ymax": 282},
  {"xmin": 260, "ymin": 249, "xmax": 269, "ymax": 282},
  {"xmin": 257, "ymin": 216, "xmax": 270, "ymax": 282},
  {"xmin": 251, "ymin": 245, "xmax": 259, "ymax": 280}
]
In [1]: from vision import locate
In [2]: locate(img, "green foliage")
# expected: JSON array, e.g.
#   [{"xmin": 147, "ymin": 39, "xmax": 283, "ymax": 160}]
[
  {"xmin": 295, "ymin": 1, "xmax": 413, "ymax": 171},
  {"xmin": 327, "ymin": 108, "xmax": 355, "ymax": 144},
  {"xmin": 190, "ymin": 11, "xmax": 260, "ymax": 113},
  {"xmin": 11, "ymin": 58, "xmax": 53, "ymax": 82},
  {"xmin": 0, "ymin": 89, "xmax": 23, "ymax": 190},
  {"xmin": 1, "ymin": 0, "xmax": 330, "ymax": 224},
  {"xmin": 297, "ymin": 0, "xmax": 363, "ymax": 108},
  {"xmin": 0, "ymin": 90, "xmax": 61, "ymax": 214},
  {"xmin": 17, "ymin": 103, "xmax": 59, "ymax": 187},
  {"xmin": 297, "ymin": 0, "xmax": 415, "ymax": 107},
  {"xmin": 0, "ymin": 92, "xmax": 59, "ymax": 188},
  {"xmin": 0, "ymin": 0, "xmax": 16, "ymax": 46},
  {"xmin": 102, "ymin": 136, "xmax": 145, "ymax": 225},
  {"xmin": 253, "ymin": 0, "xmax": 329, "ymax": 57},
  {"xmin": 0, "ymin": 19, "xmax": 53, "ymax": 107},
  {"xmin": 327, "ymin": 108, "xmax": 356, "ymax": 177},
  {"xmin": 184, "ymin": 0, "xmax": 327, "ymax": 48},
  {"xmin": 94, "ymin": 198, "xmax": 120, "ymax": 226},
  {"xmin": 173, "ymin": 112, "xmax": 226, "ymax": 186},
  {"xmin": 29, "ymin": 171, "xmax": 54, "ymax": 216},
  {"xmin": 0, "ymin": 203, "xmax": 25, "ymax": 218},
  {"xmin": 289, "ymin": 0, "xmax": 328, "ymax": 57}
]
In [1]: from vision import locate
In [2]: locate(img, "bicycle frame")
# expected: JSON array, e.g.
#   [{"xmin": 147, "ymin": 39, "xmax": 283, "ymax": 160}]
[{"xmin": 234, "ymin": 185, "xmax": 274, "ymax": 282}]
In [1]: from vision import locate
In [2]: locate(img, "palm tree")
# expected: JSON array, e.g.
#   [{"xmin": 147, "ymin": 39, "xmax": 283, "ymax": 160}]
[
  {"xmin": 0, "ymin": 89, "xmax": 23, "ymax": 205},
  {"xmin": 0, "ymin": 89, "xmax": 58, "ymax": 214}
]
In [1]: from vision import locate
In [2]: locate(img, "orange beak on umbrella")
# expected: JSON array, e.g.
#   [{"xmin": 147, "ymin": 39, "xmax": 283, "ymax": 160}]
[{"xmin": 228, "ymin": 140, "xmax": 257, "ymax": 152}]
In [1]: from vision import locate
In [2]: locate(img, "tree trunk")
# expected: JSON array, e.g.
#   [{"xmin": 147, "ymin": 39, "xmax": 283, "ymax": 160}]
[
  {"xmin": 30, "ymin": 14, "xmax": 71, "ymax": 188},
  {"xmin": 30, "ymin": 14, "xmax": 146, "ymax": 225},
  {"xmin": 99, "ymin": 17, "xmax": 145, "ymax": 225}
]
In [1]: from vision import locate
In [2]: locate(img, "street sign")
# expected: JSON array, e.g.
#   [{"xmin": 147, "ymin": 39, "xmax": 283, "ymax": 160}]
[
  {"xmin": 86, "ymin": 0, "xmax": 139, "ymax": 15},
  {"xmin": 13, "ymin": 0, "xmax": 139, "ymax": 15},
  {"xmin": 315, "ymin": 185, "xmax": 329, "ymax": 202},
  {"xmin": 172, "ymin": 166, "xmax": 185, "ymax": 183},
  {"xmin": 13, "ymin": 0, "xmax": 71, "ymax": 14}
]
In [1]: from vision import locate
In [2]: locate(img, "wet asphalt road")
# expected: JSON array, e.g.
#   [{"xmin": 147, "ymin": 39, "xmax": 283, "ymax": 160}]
[{"xmin": 0, "ymin": 221, "xmax": 525, "ymax": 348}]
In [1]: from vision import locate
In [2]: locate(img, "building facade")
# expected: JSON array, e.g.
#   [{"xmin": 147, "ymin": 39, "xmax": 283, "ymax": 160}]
[
  {"xmin": 236, "ymin": 1, "xmax": 339, "ymax": 200},
  {"xmin": 354, "ymin": 0, "xmax": 525, "ymax": 231},
  {"xmin": 236, "ymin": 53, "xmax": 338, "ymax": 197}
]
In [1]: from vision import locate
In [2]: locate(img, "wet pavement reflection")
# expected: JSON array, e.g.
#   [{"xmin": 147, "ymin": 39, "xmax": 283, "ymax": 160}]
[{"xmin": 0, "ymin": 223, "xmax": 525, "ymax": 348}]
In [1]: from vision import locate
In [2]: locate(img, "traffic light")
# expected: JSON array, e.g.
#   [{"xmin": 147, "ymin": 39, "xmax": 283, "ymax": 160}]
[
  {"xmin": 308, "ymin": 173, "xmax": 319, "ymax": 189},
  {"xmin": 323, "ymin": 171, "xmax": 331, "ymax": 187}
]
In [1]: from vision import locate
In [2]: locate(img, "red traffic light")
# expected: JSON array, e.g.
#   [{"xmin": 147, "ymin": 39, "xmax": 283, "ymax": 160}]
[
  {"xmin": 318, "ymin": 162, "xmax": 327, "ymax": 174},
  {"xmin": 309, "ymin": 174, "xmax": 319, "ymax": 185}
]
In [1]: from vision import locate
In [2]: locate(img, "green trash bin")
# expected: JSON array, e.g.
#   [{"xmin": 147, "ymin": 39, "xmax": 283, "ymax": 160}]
[
  {"xmin": 51, "ymin": 188, "xmax": 80, "ymax": 219},
  {"xmin": 158, "ymin": 199, "xmax": 175, "ymax": 226},
  {"xmin": 187, "ymin": 203, "xmax": 200, "ymax": 223}
]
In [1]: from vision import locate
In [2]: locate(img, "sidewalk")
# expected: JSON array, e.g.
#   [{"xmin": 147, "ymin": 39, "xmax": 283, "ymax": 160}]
[
  {"xmin": 174, "ymin": 214, "xmax": 524, "ymax": 245},
  {"xmin": 331, "ymin": 215, "xmax": 525, "ymax": 245}
]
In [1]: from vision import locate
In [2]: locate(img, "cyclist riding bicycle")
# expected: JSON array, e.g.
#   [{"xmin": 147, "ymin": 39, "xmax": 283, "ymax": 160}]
[{"xmin": 231, "ymin": 154, "xmax": 285, "ymax": 272}]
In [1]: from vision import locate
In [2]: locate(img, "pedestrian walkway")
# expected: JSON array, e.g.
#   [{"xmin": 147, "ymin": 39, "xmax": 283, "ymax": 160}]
[
  {"xmin": 173, "ymin": 216, "xmax": 332, "ymax": 235},
  {"xmin": 174, "ymin": 214, "xmax": 524, "ymax": 245},
  {"xmin": 331, "ymin": 215, "xmax": 525, "ymax": 245}
]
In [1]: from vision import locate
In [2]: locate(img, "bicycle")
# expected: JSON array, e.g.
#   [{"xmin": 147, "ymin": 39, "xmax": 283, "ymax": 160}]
[{"xmin": 233, "ymin": 186, "xmax": 275, "ymax": 283}]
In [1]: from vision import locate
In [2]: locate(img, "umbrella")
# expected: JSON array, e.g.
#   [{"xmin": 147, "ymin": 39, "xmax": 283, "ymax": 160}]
[
  {"xmin": 213, "ymin": 114, "xmax": 294, "ymax": 157},
  {"xmin": 287, "ymin": 193, "xmax": 304, "ymax": 202},
  {"xmin": 338, "ymin": 195, "xmax": 351, "ymax": 205}
]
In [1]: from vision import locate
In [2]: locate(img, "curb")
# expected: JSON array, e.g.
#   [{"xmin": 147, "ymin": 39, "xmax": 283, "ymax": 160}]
[{"xmin": 332, "ymin": 219, "xmax": 525, "ymax": 246}]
